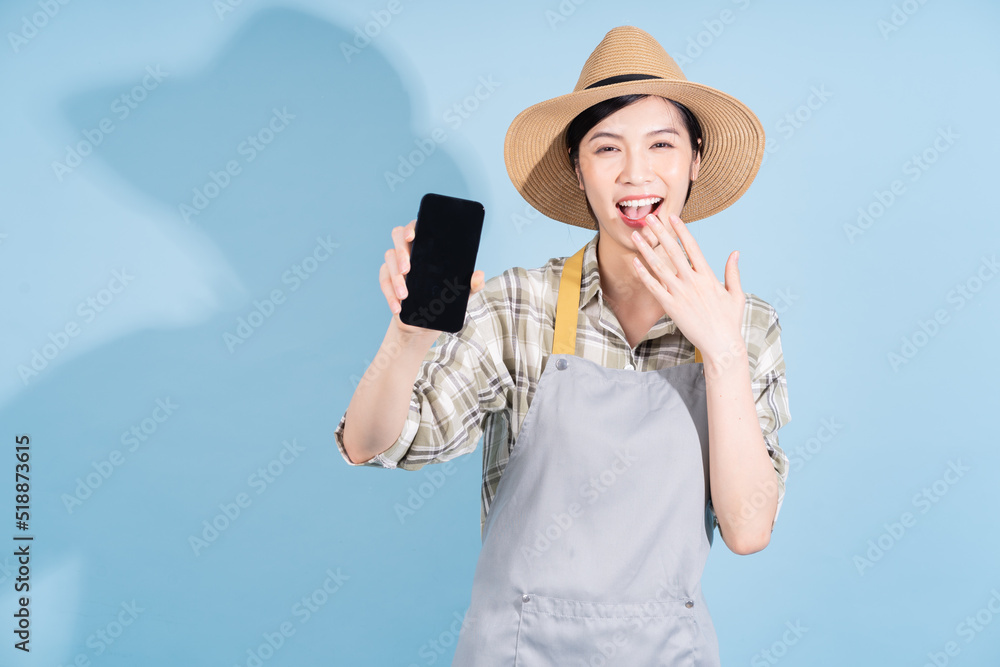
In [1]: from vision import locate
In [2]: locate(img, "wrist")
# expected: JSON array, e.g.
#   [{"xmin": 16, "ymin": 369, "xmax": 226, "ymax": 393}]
[
  {"xmin": 390, "ymin": 313, "xmax": 441, "ymax": 346},
  {"xmin": 701, "ymin": 338, "xmax": 748, "ymax": 378}
]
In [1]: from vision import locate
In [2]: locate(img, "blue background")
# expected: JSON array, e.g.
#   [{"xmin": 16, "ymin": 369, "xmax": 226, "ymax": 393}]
[{"xmin": 1, "ymin": 0, "xmax": 998, "ymax": 665}]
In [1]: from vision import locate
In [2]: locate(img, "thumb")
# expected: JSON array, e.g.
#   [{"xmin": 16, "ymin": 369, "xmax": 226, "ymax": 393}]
[{"xmin": 725, "ymin": 251, "xmax": 741, "ymax": 294}]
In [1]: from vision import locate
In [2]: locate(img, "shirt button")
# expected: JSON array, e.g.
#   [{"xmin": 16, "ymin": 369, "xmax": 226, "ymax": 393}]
[
  {"xmin": 624, "ymin": 362, "xmax": 635, "ymax": 370},
  {"xmin": 555, "ymin": 358, "xmax": 568, "ymax": 370},
  {"xmin": 685, "ymin": 600, "xmax": 694, "ymax": 608},
  {"xmin": 522, "ymin": 594, "xmax": 531, "ymax": 603}
]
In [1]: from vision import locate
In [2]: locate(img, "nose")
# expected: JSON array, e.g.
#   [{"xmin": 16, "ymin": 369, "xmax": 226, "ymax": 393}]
[{"xmin": 618, "ymin": 145, "xmax": 653, "ymax": 186}]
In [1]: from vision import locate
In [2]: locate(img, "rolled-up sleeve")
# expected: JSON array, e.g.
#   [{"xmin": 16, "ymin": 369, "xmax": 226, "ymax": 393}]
[
  {"xmin": 334, "ymin": 286, "xmax": 512, "ymax": 471},
  {"xmin": 753, "ymin": 304, "xmax": 791, "ymax": 532}
]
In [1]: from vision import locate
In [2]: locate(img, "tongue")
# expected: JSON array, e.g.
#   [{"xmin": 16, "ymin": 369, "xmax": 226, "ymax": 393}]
[{"xmin": 622, "ymin": 203, "xmax": 654, "ymax": 220}]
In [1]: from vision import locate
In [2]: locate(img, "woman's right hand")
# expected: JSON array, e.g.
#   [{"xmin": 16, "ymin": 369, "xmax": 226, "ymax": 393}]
[{"xmin": 380, "ymin": 219, "xmax": 485, "ymax": 336}]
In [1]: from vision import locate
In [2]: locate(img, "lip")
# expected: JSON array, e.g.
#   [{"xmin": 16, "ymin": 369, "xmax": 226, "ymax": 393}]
[
  {"xmin": 615, "ymin": 195, "xmax": 663, "ymax": 228},
  {"xmin": 615, "ymin": 193, "xmax": 663, "ymax": 206}
]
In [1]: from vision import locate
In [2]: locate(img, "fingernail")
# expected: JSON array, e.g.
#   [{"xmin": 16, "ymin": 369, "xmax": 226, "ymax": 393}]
[{"xmin": 397, "ymin": 285, "xmax": 406, "ymax": 299}]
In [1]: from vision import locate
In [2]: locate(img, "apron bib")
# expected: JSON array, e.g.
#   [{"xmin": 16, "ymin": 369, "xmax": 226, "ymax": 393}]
[{"xmin": 452, "ymin": 243, "xmax": 718, "ymax": 666}]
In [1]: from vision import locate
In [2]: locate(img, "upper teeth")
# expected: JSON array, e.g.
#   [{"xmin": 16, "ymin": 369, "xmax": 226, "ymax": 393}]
[{"xmin": 618, "ymin": 197, "xmax": 662, "ymax": 208}]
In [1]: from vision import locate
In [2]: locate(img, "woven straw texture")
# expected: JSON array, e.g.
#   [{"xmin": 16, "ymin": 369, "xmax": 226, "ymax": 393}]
[{"xmin": 503, "ymin": 26, "xmax": 765, "ymax": 229}]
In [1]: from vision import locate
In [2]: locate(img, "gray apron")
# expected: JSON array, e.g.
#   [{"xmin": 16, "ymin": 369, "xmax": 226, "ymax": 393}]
[{"xmin": 452, "ymin": 243, "xmax": 719, "ymax": 666}]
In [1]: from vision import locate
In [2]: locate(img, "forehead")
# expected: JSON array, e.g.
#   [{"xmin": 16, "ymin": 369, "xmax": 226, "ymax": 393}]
[{"xmin": 587, "ymin": 96, "xmax": 687, "ymax": 139}]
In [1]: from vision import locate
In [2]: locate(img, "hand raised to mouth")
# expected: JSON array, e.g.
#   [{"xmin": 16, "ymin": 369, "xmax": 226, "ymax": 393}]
[{"xmin": 629, "ymin": 212, "xmax": 745, "ymax": 364}]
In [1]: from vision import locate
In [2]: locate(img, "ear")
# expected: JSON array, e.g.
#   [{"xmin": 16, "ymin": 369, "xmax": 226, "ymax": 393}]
[
  {"xmin": 689, "ymin": 139, "xmax": 702, "ymax": 182},
  {"xmin": 574, "ymin": 162, "xmax": 585, "ymax": 191}
]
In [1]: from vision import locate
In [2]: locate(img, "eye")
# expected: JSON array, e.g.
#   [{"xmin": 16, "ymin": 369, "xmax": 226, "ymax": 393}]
[
  {"xmin": 596, "ymin": 146, "xmax": 618, "ymax": 153},
  {"xmin": 653, "ymin": 142, "xmax": 674, "ymax": 148}
]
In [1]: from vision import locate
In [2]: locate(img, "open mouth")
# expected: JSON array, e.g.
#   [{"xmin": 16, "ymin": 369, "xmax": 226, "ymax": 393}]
[{"xmin": 616, "ymin": 197, "xmax": 663, "ymax": 222}]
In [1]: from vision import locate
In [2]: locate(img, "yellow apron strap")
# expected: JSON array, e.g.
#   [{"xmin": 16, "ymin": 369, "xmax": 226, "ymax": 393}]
[
  {"xmin": 552, "ymin": 242, "xmax": 703, "ymax": 364},
  {"xmin": 553, "ymin": 244, "xmax": 586, "ymax": 355}
]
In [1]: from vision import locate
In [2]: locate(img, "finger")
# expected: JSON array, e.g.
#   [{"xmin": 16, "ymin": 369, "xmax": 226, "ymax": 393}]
[
  {"xmin": 631, "ymin": 250, "xmax": 674, "ymax": 307},
  {"xmin": 645, "ymin": 213, "xmax": 693, "ymax": 272},
  {"xmin": 644, "ymin": 212, "xmax": 681, "ymax": 246},
  {"xmin": 647, "ymin": 213, "xmax": 692, "ymax": 276},
  {"xmin": 631, "ymin": 227, "xmax": 680, "ymax": 291},
  {"xmin": 378, "ymin": 262, "xmax": 402, "ymax": 314},
  {"xmin": 667, "ymin": 214, "xmax": 709, "ymax": 274},
  {"xmin": 384, "ymin": 247, "xmax": 407, "ymax": 301},
  {"xmin": 392, "ymin": 224, "xmax": 412, "ymax": 275},
  {"xmin": 470, "ymin": 269, "xmax": 485, "ymax": 294},
  {"xmin": 639, "ymin": 222, "xmax": 680, "ymax": 274},
  {"xmin": 725, "ymin": 250, "xmax": 742, "ymax": 295},
  {"xmin": 405, "ymin": 219, "xmax": 416, "ymax": 250},
  {"xmin": 643, "ymin": 215, "xmax": 689, "ymax": 279}
]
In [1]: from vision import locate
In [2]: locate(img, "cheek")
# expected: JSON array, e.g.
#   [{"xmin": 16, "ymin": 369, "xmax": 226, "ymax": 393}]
[
  {"xmin": 662, "ymin": 155, "xmax": 696, "ymax": 179},
  {"xmin": 581, "ymin": 162, "xmax": 616, "ymax": 190},
  {"xmin": 577, "ymin": 164, "xmax": 604, "ymax": 195},
  {"xmin": 651, "ymin": 155, "xmax": 681, "ymax": 174}
]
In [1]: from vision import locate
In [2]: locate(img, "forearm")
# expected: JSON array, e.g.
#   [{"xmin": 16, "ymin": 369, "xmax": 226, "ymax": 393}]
[
  {"xmin": 702, "ymin": 340, "xmax": 778, "ymax": 554},
  {"xmin": 341, "ymin": 316, "xmax": 439, "ymax": 464}
]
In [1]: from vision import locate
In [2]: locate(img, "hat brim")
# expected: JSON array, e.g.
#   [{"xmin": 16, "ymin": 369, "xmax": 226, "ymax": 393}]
[{"xmin": 504, "ymin": 78, "xmax": 765, "ymax": 229}]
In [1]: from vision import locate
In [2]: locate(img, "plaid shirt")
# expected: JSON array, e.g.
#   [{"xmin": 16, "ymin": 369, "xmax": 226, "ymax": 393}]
[{"xmin": 335, "ymin": 231, "xmax": 791, "ymax": 539}]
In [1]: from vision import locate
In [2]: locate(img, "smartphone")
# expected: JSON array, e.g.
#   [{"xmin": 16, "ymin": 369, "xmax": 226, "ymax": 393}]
[{"xmin": 399, "ymin": 193, "xmax": 485, "ymax": 333}]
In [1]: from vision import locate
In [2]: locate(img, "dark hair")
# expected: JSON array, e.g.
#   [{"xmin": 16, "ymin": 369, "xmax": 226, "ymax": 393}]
[{"xmin": 565, "ymin": 95, "xmax": 704, "ymax": 212}]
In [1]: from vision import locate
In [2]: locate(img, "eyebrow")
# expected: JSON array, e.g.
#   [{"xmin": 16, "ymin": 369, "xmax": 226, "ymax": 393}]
[{"xmin": 588, "ymin": 128, "xmax": 680, "ymax": 143}]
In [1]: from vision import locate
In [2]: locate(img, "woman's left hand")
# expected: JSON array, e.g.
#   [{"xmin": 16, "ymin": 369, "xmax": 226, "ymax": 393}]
[{"xmin": 630, "ymin": 212, "xmax": 746, "ymax": 363}]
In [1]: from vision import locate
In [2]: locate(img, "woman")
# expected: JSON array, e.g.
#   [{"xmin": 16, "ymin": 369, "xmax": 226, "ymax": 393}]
[{"xmin": 337, "ymin": 26, "xmax": 791, "ymax": 665}]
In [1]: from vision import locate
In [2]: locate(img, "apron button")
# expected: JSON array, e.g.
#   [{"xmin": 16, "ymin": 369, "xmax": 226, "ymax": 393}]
[
  {"xmin": 685, "ymin": 600, "xmax": 694, "ymax": 608},
  {"xmin": 522, "ymin": 594, "xmax": 531, "ymax": 603},
  {"xmin": 555, "ymin": 358, "xmax": 568, "ymax": 370}
]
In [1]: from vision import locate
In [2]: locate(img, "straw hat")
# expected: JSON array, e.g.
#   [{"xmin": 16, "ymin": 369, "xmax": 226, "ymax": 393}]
[{"xmin": 504, "ymin": 25, "xmax": 765, "ymax": 229}]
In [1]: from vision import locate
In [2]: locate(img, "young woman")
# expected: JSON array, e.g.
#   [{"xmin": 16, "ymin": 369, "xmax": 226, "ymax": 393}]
[{"xmin": 337, "ymin": 25, "xmax": 791, "ymax": 665}]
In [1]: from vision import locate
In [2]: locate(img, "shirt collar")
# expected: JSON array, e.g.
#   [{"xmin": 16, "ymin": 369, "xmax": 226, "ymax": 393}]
[{"xmin": 577, "ymin": 231, "xmax": 679, "ymax": 339}]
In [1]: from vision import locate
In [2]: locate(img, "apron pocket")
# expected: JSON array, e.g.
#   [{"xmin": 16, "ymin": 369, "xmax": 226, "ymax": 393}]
[{"xmin": 514, "ymin": 592, "xmax": 698, "ymax": 666}]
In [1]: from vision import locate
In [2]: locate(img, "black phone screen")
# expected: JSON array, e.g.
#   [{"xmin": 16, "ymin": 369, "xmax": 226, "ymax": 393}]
[{"xmin": 399, "ymin": 193, "xmax": 485, "ymax": 333}]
